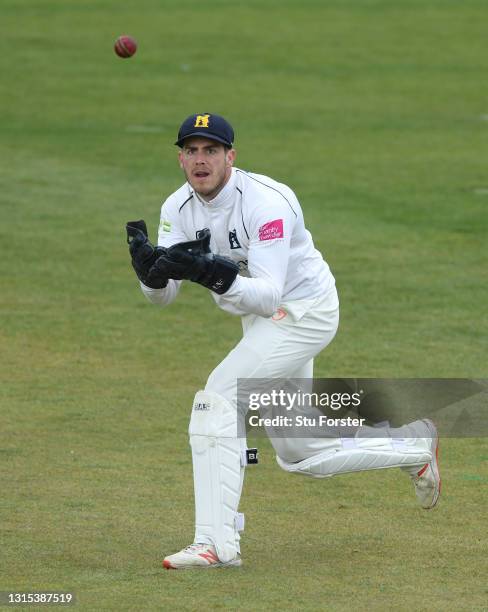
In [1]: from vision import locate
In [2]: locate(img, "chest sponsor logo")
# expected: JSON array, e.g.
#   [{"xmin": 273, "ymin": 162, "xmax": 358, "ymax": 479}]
[
  {"xmin": 258, "ymin": 219, "xmax": 284, "ymax": 241},
  {"xmin": 228, "ymin": 228, "xmax": 242, "ymax": 249}
]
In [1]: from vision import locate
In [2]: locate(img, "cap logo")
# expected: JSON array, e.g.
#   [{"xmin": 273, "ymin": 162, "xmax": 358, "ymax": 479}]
[{"xmin": 194, "ymin": 114, "xmax": 210, "ymax": 128}]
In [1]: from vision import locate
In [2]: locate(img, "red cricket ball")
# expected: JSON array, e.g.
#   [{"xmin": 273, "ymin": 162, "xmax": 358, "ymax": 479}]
[{"xmin": 114, "ymin": 35, "xmax": 137, "ymax": 58}]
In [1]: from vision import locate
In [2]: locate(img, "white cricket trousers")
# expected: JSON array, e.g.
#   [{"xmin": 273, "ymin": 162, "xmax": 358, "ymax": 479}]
[
  {"xmin": 205, "ymin": 286, "xmax": 340, "ymax": 463},
  {"xmin": 194, "ymin": 287, "xmax": 431, "ymax": 553}
]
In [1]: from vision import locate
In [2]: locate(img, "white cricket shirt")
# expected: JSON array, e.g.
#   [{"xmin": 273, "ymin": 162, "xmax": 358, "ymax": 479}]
[{"xmin": 141, "ymin": 168, "xmax": 335, "ymax": 318}]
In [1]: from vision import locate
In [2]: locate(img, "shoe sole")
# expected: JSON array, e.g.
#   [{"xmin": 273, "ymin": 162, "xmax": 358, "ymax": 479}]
[
  {"xmin": 420, "ymin": 418, "xmax": 441, "ymax": 509},
  {"xmin": 163, "ymin": 558, "xmax": 242, "ymax": 570}
]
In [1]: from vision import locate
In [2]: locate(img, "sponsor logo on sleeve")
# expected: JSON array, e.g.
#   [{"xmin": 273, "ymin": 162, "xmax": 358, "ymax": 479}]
[
  {"xmin": 160, "ymin": 219, "xmax": 171, "ymax": 232},
  {"xmin": 258, "ymin": 219, "xmax": 284, "ymax": 241}
]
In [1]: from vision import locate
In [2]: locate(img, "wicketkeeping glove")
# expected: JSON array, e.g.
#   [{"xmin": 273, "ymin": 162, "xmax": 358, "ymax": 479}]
[
  {"xmin": 148, "ymin": 229, "xmax": 239, "ymax": 295},
  {"xmin": 126, "ymin": 219, "xmax": 168, "ymax": 289}
]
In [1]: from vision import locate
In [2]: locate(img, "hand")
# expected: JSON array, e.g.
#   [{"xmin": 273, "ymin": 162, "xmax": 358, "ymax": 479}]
[
  {"xmin": 150, "ymin": 229, "xmax": 211, "ymax": 281},
  {"xmin": 150, "ymin": 229, "xmax": 239, "ymax": 294},
  {"xmin": 126, "ymin": 219, "xmax": 168, "ymax": 288}
]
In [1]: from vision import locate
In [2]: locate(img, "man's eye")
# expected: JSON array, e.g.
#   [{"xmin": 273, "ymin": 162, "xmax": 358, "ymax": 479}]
[{"xmin": 208, "ymin": 148, "xmax": 217, "ymax": 155}]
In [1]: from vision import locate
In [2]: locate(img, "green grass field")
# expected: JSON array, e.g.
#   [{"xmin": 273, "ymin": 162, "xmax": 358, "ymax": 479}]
[{"xmin": 1, "ymin": 1, "xmax": 487, "ymax": 610}]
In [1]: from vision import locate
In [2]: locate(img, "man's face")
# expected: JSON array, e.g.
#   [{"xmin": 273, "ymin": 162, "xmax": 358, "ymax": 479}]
[{"xmin": 178, "ymin": 137, "xmax": 236, "ymax": 200}]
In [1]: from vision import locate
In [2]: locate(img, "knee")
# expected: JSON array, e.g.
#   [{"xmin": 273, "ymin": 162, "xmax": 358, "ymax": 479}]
[
  {"xmin": 271, "ymin": 438, "xmax": 308, "ymax": 465},
  {"xmin": 204, "ymin": 370, "xmax": 234, "ymax": 402},
  {"xmin": 189, "ymin": 389, "xmax": 240, "ymax": 438}
]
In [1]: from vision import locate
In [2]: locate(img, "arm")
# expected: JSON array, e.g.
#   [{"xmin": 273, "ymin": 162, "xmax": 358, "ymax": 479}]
[
  {"xmin": 127, "ymin": 197, "xmax": 188, "ymax": 307},
  {"xmin": 146, "ymin": 229, "xmax": 239, "ymax": 296},
  {"xmin": 146, "ymin": 216, "xmax": 290, "ymax": 318},
  {"xmin": 217, "ymin": 211, "xmax": 294, "ymax": 318},
  {"xmin": 140, "ymin": 280, "xmax": 182, "ymax": 306}
]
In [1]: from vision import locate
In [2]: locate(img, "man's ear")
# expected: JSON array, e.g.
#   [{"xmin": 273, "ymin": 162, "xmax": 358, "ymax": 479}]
[
  {"xmin": 178, "ymin": 151, "xmax": 184, "ymax": 169},
  {"xmin": 226, "ymin": 148, "xmax": 236, "ymax": 167}
]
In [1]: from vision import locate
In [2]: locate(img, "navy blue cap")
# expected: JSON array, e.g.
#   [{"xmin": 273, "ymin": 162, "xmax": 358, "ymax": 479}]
[{"xmin": 175, "ymin": 113, "xmax": 234, "ymax": 148}]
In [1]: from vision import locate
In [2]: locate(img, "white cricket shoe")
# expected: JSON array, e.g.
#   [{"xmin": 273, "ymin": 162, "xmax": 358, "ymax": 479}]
[
  {"xmin": 408, "ymin": 419, "xmax": 441, "ymax": 509},
  {"xmin": 162, "ymin": 544, "xmax": 242, "ymax": 570}
]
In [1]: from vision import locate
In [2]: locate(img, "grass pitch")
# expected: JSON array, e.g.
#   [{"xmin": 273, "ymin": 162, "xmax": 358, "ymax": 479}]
[{"xmin": 1, "ymin": 1, "xmax": 487, "ymax": 610}]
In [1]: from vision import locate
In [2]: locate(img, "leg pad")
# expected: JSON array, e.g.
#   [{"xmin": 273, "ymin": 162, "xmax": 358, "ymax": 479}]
[{"xmin": 190, "ymin": 390, "xmax": 245, "ymax": 563}]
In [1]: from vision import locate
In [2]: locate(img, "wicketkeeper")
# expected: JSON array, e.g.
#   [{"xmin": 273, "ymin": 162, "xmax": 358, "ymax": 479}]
[{"xmin": 126, "ymin": 113, "xmax": 441, "ymax": 569}]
